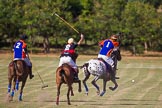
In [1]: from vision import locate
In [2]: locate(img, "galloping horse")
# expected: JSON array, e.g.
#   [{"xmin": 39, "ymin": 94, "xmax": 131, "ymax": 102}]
[
  {"xmin": 80, "ymin": 48, "xmax": 121, "ymax": 96},
  {"xmin": 7, "ymin": 60, "xmax": 29, "ymax": 101},
  {"xmin": 56, "ymin": 63, "xmax": 81, "ymax": 105}
]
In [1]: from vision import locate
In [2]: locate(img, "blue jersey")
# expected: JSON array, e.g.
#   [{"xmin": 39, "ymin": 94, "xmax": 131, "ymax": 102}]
[
  {"xmin": 99, "ymin": 39, "xmax": 114, "ymax": 56},
  {"xmin": 13, "ymin": 40, "xmax": 27, "ymax": 59}
]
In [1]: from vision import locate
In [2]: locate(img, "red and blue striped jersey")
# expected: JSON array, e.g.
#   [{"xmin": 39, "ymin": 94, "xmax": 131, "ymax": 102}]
[
  {"xmin": 98, "ymin": 39, "xmax": 114, "ymax": 57},
  {"xmin": 13, "ymin": 40, "xmax": 27, "ymax": 59},
  {"xmin": 61, "ymin": 43, "xmax": 78, "ymax": 57}
]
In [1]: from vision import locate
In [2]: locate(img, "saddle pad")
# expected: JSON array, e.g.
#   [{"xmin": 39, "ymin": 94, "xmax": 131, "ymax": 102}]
[{"xmin": 88, "ymin": 59, "xmax": 106, "ymax": 76}]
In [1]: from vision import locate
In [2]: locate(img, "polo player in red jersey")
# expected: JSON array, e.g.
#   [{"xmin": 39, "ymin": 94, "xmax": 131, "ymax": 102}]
[{"xmin": 58, "ymin": 34, "xmax": 84, "ymax": 81}]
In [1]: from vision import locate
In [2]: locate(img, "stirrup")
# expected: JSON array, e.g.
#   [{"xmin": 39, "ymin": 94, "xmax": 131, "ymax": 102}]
[
  {"xmin": 74, "ymin": 77, "xmax": 79, "ymax": 81},
  {"xmin": 30, "ymin": 75, "xmax": 34, "ymax": 79}
]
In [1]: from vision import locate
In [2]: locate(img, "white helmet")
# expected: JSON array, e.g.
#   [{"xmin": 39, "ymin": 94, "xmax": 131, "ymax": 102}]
[{"xmin": 68, "ymin": 38, "xmax": 74, "ymax": 44}]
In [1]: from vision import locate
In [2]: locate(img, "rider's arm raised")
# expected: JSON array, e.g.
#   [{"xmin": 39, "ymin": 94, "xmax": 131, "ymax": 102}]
[{"xmin": 77, "ymin": 34, "xmax": 84, "ymax": 45}]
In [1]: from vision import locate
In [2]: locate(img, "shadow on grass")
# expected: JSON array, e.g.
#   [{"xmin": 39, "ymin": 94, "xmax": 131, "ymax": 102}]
[
  {"xmin": 23, "ymin": 99, "xmax": 96, "ymax": 103},
  {"xmin": 12, "ymin": 98, "xmax": 162, "ymax": 106},
  {"xmin": 88, "ymin": 99, "xmax": 162, "ymax": 106}
]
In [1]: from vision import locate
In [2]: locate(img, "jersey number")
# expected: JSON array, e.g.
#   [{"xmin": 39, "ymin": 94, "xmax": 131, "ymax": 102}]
[
  {"xmin": 65, "ymin": 44, "xmax": 70, "ymax": 50},
  {"xmin": 15, "ymin": 42, "xmax": 21, "ymax": 49},
  {"xmin": 106, "ymin": 42, "xmax": 110, "ymax": 48}
]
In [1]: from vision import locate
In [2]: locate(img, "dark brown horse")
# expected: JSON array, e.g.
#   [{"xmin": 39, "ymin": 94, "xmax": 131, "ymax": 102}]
[
  {"xmin": 56, "ymin": 63, "xmax": 81, "ymax": 105},
  {"xmin": 7, "ymin": 60, "xmax": 29, "ymax": 101},
  {"xmin": 111, "ymin": 48, "xmax": 122, "ymax": 78}
]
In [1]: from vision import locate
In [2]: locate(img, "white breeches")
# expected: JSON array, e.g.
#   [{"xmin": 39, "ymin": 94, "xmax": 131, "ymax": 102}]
[
  {"xmin": 14, "ymin": 58, "xmax": 32, "ymax": 67},
  {"xmin": 24, "ymin": 58, "xmax": 32, "ymax": 67},
  {"xmin": 59, "ymin": 56, "xmax": 77, "ymax": 71},
  {"xmin": 98, "ymin": 54, "xmax": 114, "ymax": 68}
]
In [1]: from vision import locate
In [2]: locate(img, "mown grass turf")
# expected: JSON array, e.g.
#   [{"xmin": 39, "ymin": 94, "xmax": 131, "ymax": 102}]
[{"xmin": 0, "ymin": 53, "xmax": 162, "ymax": 108}]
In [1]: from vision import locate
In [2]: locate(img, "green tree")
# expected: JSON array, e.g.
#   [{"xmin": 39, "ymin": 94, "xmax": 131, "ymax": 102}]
[
  {"xmin": 0, "ymin": 0, "xmax": 24, "ymax": 48},
  {"xmin": 121, "ymin": 1, "xmax": 160, "ymax": 54}
]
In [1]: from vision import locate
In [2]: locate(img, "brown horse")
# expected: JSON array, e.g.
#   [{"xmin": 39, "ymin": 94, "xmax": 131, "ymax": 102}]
[
  {"xmin": 56, "ymin": 63, "xmax": 81, "ymax": 105},
  {"xmin": 7, "ymin": 60, "xmax": 29, "ymax": 101}
]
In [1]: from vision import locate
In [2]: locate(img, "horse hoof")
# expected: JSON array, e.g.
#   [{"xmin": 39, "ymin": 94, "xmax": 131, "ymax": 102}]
[
  {"xmin": 19, "ymin": 99, "xmax": 23, "ymax": 101},
  {"xmin": 85, "ymin": 91, "xmax": 88, "ymax": 95},
  {"xmin": 100, "ymin": 91, "xmax": 105, "ymax": 96},
  {"xmin": 68, "ymin": 102, "xmax": 71, "ymax": 105},
  {"xmin": 109, "ymin": 86, "xmax": 117, "ymax": 91},
  {"xmin": 109, "ymin": 87, "xmax": 114, "ymax": 91},
  {"xmin": 9, "ymin": 97, "xmax": 13, "ymax": 102},
  {"xmin": 97, "ymin": 91, "xmax": 100, "ymax": 95},
  {"xmin": 71, "ymin": 94, "xmax": 74, "ymax": 96},
  {"xmin": 78, "ymin": 89, "xmax": 82, "ymax": 92},
  {"xmin": 115, "ymin": 77, "xmax": 120, "ymax": 79}
]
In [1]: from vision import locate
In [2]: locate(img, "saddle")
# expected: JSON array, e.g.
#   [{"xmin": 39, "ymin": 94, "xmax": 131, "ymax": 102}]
[
  {"xmin": 97, "ymin": 58, "xmax": 112, "ymax": 72},
  {"xmin": 97, "ymin": 58, "xmax": 116, "ymax": 79}
]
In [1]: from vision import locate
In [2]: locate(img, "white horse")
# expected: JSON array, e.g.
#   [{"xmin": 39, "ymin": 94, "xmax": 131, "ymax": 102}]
[{"xmin": 80, "ymin": 49, "xmax": 121, "ymax": 96}]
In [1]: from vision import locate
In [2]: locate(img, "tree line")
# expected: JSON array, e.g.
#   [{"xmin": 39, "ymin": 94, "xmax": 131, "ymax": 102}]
[{"xmin": 0, "ymin": 0, "xmax": 162, "ymax": 54}]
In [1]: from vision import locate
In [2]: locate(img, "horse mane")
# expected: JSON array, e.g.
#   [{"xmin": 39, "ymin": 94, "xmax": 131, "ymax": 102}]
[{"xmin": 111, "ymin": 48, "xmax": 121, "ymax": 61}]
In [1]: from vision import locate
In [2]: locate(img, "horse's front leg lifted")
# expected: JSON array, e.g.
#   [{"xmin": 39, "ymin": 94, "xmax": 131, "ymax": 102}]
[
  {"xmin": 109, "ymin": 78, "xmax": 118, "ymax": 91},
  {"xmin": 91, "ymin": 76, "xmax": 100, "ymax": 95}
]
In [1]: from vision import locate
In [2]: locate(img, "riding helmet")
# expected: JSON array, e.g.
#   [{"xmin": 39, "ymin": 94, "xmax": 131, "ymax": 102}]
[
  {"xmin": 111, "ymin": 35, "xmax": 118, "ymax": 40},
  {"xmin": 20, "ymin": 34, "xmax": 28, "ymax": 40},
  {"xmin": 68, "ymin": 38, "xmax": 74, "ymax": 44}
]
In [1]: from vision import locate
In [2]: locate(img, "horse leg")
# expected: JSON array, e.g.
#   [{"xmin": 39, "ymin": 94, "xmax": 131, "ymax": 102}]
[
  {"xmin": 9, "ymin": 79, "xmax": 16, "ymax": 101},
  {"xmin": 15, "ymin": 77, "xmax": 19, "ymax": 91},
  {"xmin": 77, "ymin": 80, "xmax": 81, "ymax": 92},
  {"xmin": 7, "ymin": 76, "xmax": 13, "ymax": 102},
  {"xmin": 100, "ymin": 79, "xmax": 107, "ymax": 96},
  {"xmin": 56, "ymin": 83, "xmax": 62, "ymax": 105},
  {"xmin": 82, "ymin": 74, "xmax": 90, "ymax": 95},
  {"xmin": 91, "ymin": 76, "xmax": 100, "ymax": 95},
  {"xmin": 67, "ymin": 85, "xmax": 72, "ymax": 105},
  {"xmin": 19, "ymin": 79, "xmax": 27, "ymax": 101},
  {"xmin": 8, "ymin": 77, "xmax": 13, "ymax": 93},
  {"xmin": 70, "ymin": 86, "xmax": 74, "ymax": 96},
  {"xmin": 109, "ymin": 78, "xmax": 118, "ymax": 91}
]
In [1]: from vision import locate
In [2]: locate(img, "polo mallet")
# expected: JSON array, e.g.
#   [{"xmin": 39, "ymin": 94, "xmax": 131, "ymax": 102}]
[
  {"xmin": 54, "ymin": 13, "xmax": 80, "ymax": 34},
  {"xmin": 35, "ymin": 67, "xmax": 48, "ymax": 89}
]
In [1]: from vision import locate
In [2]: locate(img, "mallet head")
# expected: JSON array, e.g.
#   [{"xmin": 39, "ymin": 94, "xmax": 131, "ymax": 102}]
[{"xmin": 41, "ymin": 85, "xmax": 48, "ymax": 89}]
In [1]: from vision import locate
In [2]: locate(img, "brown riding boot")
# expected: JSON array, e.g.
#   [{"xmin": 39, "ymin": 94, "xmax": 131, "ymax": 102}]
[{"xmin": 29, "ymin": 66, "xmax": 34, "ymax": 79}]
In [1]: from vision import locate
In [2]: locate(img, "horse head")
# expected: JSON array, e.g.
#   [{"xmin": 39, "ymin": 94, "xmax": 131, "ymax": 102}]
[{"xmin": 111, "ymin": 48, "xmax": 121, "ymax": 61}]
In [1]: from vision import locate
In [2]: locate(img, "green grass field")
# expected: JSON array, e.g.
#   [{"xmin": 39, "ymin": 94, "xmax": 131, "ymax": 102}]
[{"xmin": 0, "ymin": 53, "xmax": 162, "ymax": 108}]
